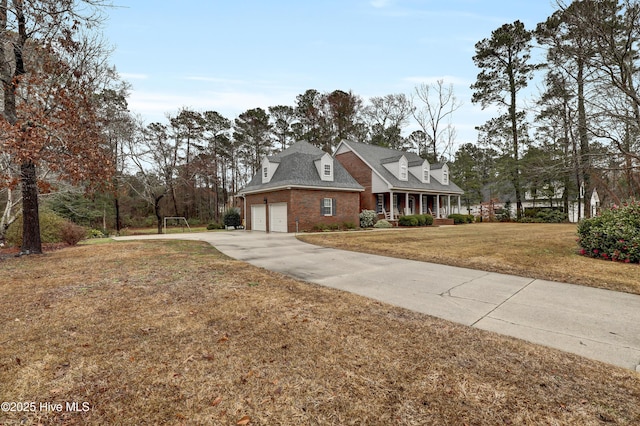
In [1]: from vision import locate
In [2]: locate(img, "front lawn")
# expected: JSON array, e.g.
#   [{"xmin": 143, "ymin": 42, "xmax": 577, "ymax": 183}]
[
  {"xmin": 298, "ymin": 223, "xmax": 640, "ymax": 295},
  {"xmin": 1, "ymin": 240, "xmax": 638, "ymax": 424}
]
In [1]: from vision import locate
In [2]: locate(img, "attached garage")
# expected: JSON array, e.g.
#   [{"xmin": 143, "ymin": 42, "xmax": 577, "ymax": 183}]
[
  {"xmin": 238, "ymin": 141, "xmax": 364, "ymax": 233},
  {"xmin": 251, "ymin": 205, "xmax": 266, "ymax": 231},
  {"xmin": 269, "ymin": 203, "xmax": 288, "ymax": 233}
]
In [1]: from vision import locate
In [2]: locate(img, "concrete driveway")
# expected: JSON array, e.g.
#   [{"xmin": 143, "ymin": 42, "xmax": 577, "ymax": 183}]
[{"xmin": 115, "ymin": 231, "xmax": 640, "ymax": 371}]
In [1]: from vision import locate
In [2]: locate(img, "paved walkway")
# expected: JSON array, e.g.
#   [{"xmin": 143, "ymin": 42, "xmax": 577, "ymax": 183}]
[{"xmin": 115, "ymin": 231, "xmax": 640, "ymax": 371}]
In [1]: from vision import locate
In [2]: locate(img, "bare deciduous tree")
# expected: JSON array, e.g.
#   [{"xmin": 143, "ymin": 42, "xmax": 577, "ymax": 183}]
[{"xmin": 412, "ymin": 80, "xmax": 461, "ymax": 162}]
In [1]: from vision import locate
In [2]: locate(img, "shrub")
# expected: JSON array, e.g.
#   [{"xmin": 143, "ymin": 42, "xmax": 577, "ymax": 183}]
[
  {"xmin": 373, "ymin": 219, "xmax": 393, "ymax": 228},
  {"xmin": 60, "ymin": 221, "xmax": 87, "ymax": 246},
  {"xmin": 343, "ymin": 221, "xmax": 357, "ymax": 230},
  {"xmin": 520, "ymin": 208, "xmax": 567, "ymax": 223},
  {"xmin": 5, "ymin": 209, "xmax": 66, "ymax": 247},
  {"xmin": 448, "ymin": 213, "xmax": 474, "ymax": 224},
  {"xmin": 88, "ymin": 229, "xmax": 106, "ymax": 238},
  {"xmin": 536, "ymin": 209, "xmax": 567, "ymax": 223},
  {"xmin": 207, "ymin": 222, "xmax": 224, "ymax": 230},
  {"xmin": 359, "ymin": 209, "xmax": 378, "ymax": 228},
  {"xmin": 577, "ymin": 200, "xmax": 640, "ymax": 264},
  {"xmin": 223, "ymin": 208, "xmax": 242, "ymax": 228},
  {"xmin": 398, "ymin": 215, "xmax": 419, "ymax": 226},
  {"xmin": 422, "ymin": 214, "xmax": 434, "ymax": 226}
]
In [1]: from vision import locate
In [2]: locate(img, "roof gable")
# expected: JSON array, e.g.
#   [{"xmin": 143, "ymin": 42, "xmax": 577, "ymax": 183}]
[
  {"xmin": 335, "ymin": 140, "xmax": 463, "ymax": 194},
  {"xmin": 239, "ymin": 141, "xmax": 363, "ymax": 194}
]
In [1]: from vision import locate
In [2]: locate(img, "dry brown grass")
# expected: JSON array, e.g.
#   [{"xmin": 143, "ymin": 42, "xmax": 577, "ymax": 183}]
[
  {"xmin": 1, "ymin": 240, "xmax": 639, "ymax": 425},
  {"xmin": 298, "ymin": 223, "xmax": 640, "ymax": 295}
]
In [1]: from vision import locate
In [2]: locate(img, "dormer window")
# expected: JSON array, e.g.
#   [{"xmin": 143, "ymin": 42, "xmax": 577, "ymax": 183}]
[
  {"xmin": 399, "ymin": 161, "xmax": 408, "ymax": 181},
  {"xmin": 317, "ymin": 153, "xmax": 334, "ymax": 182},
  {"xmin": 443, "ymin": 168, "xmax": 449, "ymax": 185},
  {"xmin": 261, "ymin": 157, "xmax": 279, "ymax": 184},
  {"xmin": 423, "ymin": 167, "xmax": 430, "ymax": 183}
]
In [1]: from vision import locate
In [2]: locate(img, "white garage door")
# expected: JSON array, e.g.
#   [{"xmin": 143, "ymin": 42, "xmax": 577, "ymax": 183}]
[
  {"xmin": 251, "ymin": 205, "xmax": 266, "ymax": 231},
  {"xmin": 269, "ymin": 203, "xmax": 288, "ymax": 233}
]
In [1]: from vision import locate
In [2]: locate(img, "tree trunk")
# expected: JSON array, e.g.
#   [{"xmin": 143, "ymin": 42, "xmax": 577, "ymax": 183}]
[
  {"xmin": 509, "ymin": 71, "xmax": 523, "ymax": 220},
  {"xmin": 155, "ymin": 194, "xmax": 164, "ymax": 234},
  {"xmin": 20, "ymin": 161, "xmax": 42, "ymax": 254},
  {"xmin": 577, "ymin": 58, "xmax": 590, "ymax": 218},
  {"xmin": 114, "ymin": 196, "xmax": 121, "ymax": 234}
]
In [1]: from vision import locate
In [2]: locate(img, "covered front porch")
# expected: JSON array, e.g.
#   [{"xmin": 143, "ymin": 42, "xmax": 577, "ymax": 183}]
[{"xmin": 375, "ymin": 191, "xmax": 462, "ymax": 221}]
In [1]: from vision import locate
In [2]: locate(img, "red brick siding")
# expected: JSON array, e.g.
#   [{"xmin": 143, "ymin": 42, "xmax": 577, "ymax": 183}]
[
  {"xmin": 242, "ymin": 189, "xmax": 360, "ymax": 232},
  {"xmin": 290, "ymin": 189, "xmax": 360, "ymax": 232},
  {"xmin": 335, "ymin": 151, "xmax": 377, "ymax": 211}
]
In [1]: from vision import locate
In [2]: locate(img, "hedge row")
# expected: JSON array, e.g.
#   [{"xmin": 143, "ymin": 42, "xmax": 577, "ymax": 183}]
[
  {"xmin": 448, "ymin": 213, "xmax": 474, "ymax": 224},
  {"xmin": 398, "ymin": 214, "xmax": 434, "ymax": 227}
]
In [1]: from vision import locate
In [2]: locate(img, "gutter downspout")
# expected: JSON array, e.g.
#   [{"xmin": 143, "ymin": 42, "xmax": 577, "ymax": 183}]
[{"xmin": 242, "ymin": 195, "xmax": 247, "ymax": 231}]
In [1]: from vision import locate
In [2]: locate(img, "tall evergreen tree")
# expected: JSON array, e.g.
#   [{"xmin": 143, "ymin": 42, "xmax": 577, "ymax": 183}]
[
  {"xmin": 234, "ymin": 108, "xmax": 272, "ymax": 177},
  {"xmin": 471, "ymin": 20, "xmax": 537, "ymax": 219},
  {"xmin": 536, "ymin": 0, "xmax": 600, "ymax": 216}
]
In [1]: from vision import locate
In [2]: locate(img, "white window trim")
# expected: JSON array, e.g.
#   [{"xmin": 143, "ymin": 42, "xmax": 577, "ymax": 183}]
[
  {"xmin": 323, "ymin": 198, "xmax": 333, "ymax": 216},
  {"xmin": 400, "ymin": 163, "xmax": 408, "ymax": 181},
  {"xmin": 317, "ymin": 154, "xmax": 334, "ymax": 182}
]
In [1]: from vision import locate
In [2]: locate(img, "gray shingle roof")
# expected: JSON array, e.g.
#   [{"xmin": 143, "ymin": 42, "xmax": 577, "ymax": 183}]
[
  {"xmin": 339, "ymin": 140, "xmax": 464, "ymax": 194},
  {"xmin": 239, "ymin": 141, "xmax": 364, "ymax": 194}
]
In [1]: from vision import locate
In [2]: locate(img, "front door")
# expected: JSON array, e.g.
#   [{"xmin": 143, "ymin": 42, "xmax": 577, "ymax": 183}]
[{"xmin": 408, "ymin": 196, "xmax": 415, "ymax": 215}]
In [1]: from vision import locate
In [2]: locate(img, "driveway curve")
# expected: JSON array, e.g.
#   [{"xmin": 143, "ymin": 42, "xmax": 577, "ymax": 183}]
[{"xmin": 115, "ymin": 231, "xmax": 640, "ymax": 371}]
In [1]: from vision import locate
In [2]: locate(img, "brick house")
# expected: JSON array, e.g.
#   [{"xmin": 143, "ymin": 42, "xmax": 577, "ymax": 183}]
[
  {"xmin": 334, "ymin": 140, "xmax": 464, "ymax": 221},
  {"xmin": 237, "ymin": 141, "xmax": 363, "ymax": 232}
]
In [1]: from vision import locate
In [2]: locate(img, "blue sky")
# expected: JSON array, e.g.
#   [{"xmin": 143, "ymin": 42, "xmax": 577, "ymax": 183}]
[{"xmin": 103, "ymin": 1, "xmax": 558, "ymax": 146}]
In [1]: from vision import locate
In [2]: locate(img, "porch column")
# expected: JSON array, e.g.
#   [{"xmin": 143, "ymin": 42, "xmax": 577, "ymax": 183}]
[
  {"xmin": 405, "ymin": 193, "xmax": 409, "ymax": 215},
  {"xmin": 419, "ymin": 194, "xmax": 424, "ymax": 215},
  {"xmin": 458, "ymin": 196, "xmax": 461, "ymax": 214},
  {"xmin": 447, "ymin": 195, "xmax": 451, "ymax": 216},
  {"xmin": 389, "ymin": 191, "xmax": 394, "ymax": 220},
  {"xmin": 436, "ymin": 195, "xmax": 440, "ymax": 218}
]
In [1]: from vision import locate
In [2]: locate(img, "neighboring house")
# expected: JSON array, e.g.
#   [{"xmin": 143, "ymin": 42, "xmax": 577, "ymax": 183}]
[
  {"xmin": 467, "ymin": 183, "xmax": 600, "ymax": 222},
  {"xmin": 237, "ymin": 141, "xmax": 364, "ymax": 232},
  {"xmin": 334, "ymin": 140, "xmax": 465, "ymax": 220}
]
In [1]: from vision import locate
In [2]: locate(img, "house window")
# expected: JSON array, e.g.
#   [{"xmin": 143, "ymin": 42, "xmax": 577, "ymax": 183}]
[
  {"xmin": 322, "ymin": 198, "xmax": 334, "ymax": 216},
  {"xmin": 324, "ymin": 164, "xmax": 331, "ymax": 176},
  {"xmin": 423, "ymin": 168, "xmax": 430, "ymax": 183},
  {"xmin": 443, "ymin": 169, "xmax": 449, "ymax": 185},
  {"xmin": 376, "ymin": 194, "xmax": 384, "ymax": 214},
  {"xmin": 400, "ymin": 163, "xmax": 407, "ymax": 180},
  {"xmin": 263, "ymin": 167, "xmax": 268, "ymax": 179}
]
